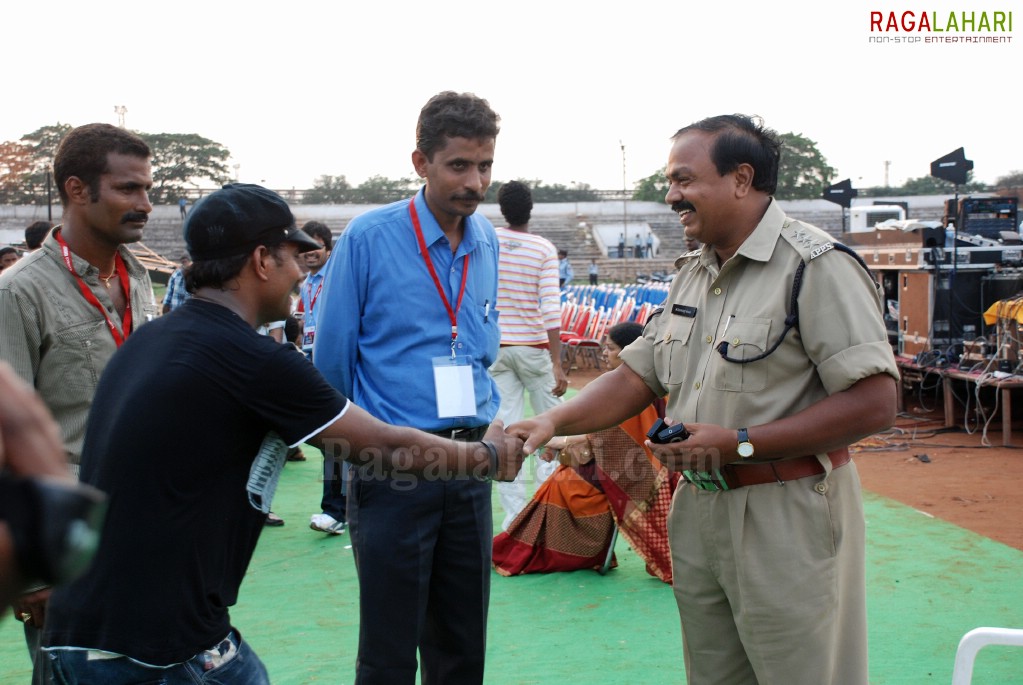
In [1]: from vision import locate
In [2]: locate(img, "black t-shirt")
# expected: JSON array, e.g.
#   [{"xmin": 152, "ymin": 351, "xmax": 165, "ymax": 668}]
[{"xmin": 43, "ymin": 299, "xmax": 348, "ymax": 664}]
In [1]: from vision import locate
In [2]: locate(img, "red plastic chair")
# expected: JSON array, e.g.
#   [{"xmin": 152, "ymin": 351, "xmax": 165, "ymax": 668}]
[{"xmin": 565, "ymin": 306, "xmax": 610, "ymax": 373}]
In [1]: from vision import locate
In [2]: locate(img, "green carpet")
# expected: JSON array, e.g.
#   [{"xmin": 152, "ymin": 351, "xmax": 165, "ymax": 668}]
[{"xmin": 3, "ymin": 455, "xmax": 1022, "ymax": 684}]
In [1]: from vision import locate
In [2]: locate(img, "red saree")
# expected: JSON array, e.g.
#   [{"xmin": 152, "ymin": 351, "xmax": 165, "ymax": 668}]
[{"xmin": 492, "ymin": 405, "xmax": 679, "ymax": 583}]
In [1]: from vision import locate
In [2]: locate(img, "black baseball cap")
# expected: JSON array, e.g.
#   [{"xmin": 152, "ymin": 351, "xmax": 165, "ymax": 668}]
[{"xmin": 184, "ymin": 184, "xmax": 321, "ymax": 261}]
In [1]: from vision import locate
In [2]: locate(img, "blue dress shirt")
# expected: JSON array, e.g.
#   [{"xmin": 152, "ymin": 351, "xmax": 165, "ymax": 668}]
[{"xmin": 314, "ymin": 189, "xmax": 501, "ymax": 430}]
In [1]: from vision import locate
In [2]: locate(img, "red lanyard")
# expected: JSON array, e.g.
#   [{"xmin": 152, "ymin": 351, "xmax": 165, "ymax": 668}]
[
  {"xmin": 53, "ymin": 228, "xmax": 132, "ymax": 347},
  {"xmin": 409, "ymin": 200, "xmax": 469, "ymax": 348},
  {"xmin": 305, "ymin": 278, "xmax": 323, "ymax": 316}
]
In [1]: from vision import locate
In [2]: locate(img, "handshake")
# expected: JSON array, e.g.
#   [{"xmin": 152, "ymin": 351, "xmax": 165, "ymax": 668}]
[
  {"xmin": 478, "ymin": 421, "xmax": 526, "ymax": 481},
  {"xmin": 481, "ymin": 416, "xmax": 566, "ymax": 481}
]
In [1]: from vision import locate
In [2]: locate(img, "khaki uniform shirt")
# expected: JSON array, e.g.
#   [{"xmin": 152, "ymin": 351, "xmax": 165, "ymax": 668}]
[
  {"xmin": 0, "ymin": 229, "xmax": 158, "ymax": 464},
  {"xmin": 620, "ymin": 200, "xmax": 898, "ymax": 447}
]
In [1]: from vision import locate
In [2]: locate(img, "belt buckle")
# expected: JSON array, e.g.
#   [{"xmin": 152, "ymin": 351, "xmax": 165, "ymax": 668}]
[{"xmin": 683, "ymin": 469, "xmax": 730, "ymax": 492}]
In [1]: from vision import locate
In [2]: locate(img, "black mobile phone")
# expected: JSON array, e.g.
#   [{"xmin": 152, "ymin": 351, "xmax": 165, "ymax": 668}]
[{"xmin": 646, "ymin": 418, "xmax": 690, "ymax": 444}]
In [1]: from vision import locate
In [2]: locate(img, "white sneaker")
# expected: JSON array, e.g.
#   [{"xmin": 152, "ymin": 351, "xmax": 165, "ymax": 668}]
[{"xmin": 309, "ymin": 513, "xmax": 346, "ymax": 535}]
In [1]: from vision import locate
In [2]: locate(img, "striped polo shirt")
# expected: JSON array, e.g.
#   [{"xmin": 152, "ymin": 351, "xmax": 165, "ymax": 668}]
[{"xmin": 495, "ymin": 226, "xmax": 562, "ymax": 345}]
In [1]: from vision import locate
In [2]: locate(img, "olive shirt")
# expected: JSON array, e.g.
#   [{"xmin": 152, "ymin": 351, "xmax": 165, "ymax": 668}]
[
  {"xmin": 0, "ymin": 229, "xmax": 157, "ymax": 465},
  {"xmin": 619, "ymin": 199, "xmax": 898, "ymax": 439}
]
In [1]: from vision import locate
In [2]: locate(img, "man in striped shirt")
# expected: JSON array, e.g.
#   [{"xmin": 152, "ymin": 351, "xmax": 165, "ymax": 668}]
[{"xmin": 490, "ymin": 181, "xmax": 568, "ymax": 529}]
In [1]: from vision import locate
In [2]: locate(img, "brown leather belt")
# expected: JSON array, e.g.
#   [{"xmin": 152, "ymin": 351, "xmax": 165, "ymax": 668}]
[{"xmin": 683, "ymin": 448, "xmax": 850, "ymax": 491}]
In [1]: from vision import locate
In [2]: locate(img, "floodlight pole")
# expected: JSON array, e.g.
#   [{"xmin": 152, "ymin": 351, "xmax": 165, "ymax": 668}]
[{"xmin": 620, "ymin": 140, "xmax": 628, "ymax": 257}]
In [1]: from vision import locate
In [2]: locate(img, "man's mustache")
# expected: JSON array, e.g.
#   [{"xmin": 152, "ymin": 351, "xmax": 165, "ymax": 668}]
[
  {"xmin": 121, "ymin": 212, "xmax": 149, "ymax": 224},
  {"xmin": 671, "ymin": 201, "xmax": 695, "ymax": 214},
  {"xmin": 452, "ymin": 192, "xmax": 483, "ymax": 203}
]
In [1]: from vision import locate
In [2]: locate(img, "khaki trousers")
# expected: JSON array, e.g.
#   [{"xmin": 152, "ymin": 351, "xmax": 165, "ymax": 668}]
[{"xmin": 668, "ymin": 459, "xmax": 868, "ymax": 685}]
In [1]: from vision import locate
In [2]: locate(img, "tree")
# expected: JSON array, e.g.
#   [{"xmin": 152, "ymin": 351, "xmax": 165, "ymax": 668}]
[
  {"xmin": 632, "ymin": 170, "xmax": 669, "ymax": 202},
  {"xmin": 488, "ymin": 179, "xmax": 600, "ymax": 203},
  {"xmin": 0, "ymin": 141, "xmax": 35, "ymax": 203},
  {"xmin": 0, "ymin": 124, "xmax": 233, "ymax": 206},
  {"xmin": 302, "ymin": 175, "xmax": 353, "ymax": 204},
  {"xmin": 994, "ymin": 171, "xmax": 1023, "ymax": 199},
  {"xmin": 20, "ymin": 123, "xmax": 73, "ymax": 175},
  {"xmin": 140, "ymin": 133, "xmax": 232, "ymax": 203},
  {"xmin": 632, "ymin": 131, "xmax": 835, "ymax": 202},
  {"xmin": 633, "ymin": 134, "xmax": 836, "ymax": 202},
  {"xmin": 532, "ymin": 181, "xmax": 599, "ymax": 202},
  {"xmin": 350, "ymin": 175, "xmax": 419, "ymax": 204},
  {"xmin": 775, "ymin": 132, "xmax": 836, "ymax": 200},
  {"xmin": 860, "ymin": 173, "xmax": 986, "ymax": 197},
  {"xmin": 9, "ymin": 123, "xmax": 74, "ymax": 204}
]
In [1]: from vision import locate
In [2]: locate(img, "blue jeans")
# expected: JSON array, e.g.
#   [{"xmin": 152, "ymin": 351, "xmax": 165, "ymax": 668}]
[{"xmin": 41, "ymin": 630, "xmax": 270, "ymax": 684}]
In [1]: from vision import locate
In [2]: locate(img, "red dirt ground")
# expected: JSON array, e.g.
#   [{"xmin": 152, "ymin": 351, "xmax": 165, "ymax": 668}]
[{"xmin": 567, "ymin": 367, "xmax": 1023, "ymax": 552}]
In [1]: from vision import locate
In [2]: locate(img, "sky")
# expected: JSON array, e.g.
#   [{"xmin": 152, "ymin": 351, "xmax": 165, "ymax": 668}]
[{"xmin": 3, "ymin": 0, "xmax": 1019, "ymax": 194}]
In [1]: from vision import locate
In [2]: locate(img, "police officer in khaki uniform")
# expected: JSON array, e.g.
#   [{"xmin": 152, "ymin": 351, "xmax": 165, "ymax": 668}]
[{"xmin": 509, "ymin": 114, "xmax": 899, "ymax": 685}]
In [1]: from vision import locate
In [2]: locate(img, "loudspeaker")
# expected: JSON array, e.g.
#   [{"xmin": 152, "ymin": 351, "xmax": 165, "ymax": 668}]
[{"xmin": 932, "ymin": 270, "xmax": 984, "ymax": 353}]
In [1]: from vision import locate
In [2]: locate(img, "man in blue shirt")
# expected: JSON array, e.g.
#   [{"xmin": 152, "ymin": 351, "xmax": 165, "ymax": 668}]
[
  {"xmin": 297, "ymin": 220, "xmax": 332, "ymax": 360},
  {"xmin": 314, "ymin": 91, "xmax": 502, "ymax": 685},
  {"xmin": 298, "ymin": 220, "xmax": 350, "ymax": 536},
  {"xmin": 557, "ymin": 248, "xmax": 573, "ymax": 287}
]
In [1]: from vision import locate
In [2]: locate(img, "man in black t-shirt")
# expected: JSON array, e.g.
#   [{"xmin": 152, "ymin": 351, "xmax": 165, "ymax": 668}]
[{"xmin": 38, "ymin": 184, "xmax": 523, "ymax": 684}]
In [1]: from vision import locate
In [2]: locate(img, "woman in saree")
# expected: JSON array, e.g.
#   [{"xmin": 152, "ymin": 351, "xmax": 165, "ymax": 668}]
[{"xmin": 492, "ymin": 322, "xmax": 679, "ymax": 583}]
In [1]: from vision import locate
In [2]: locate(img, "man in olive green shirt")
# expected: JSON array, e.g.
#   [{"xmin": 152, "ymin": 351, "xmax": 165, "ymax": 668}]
[
  {"xmin": 0, "ymin": 122, "xmax": 158, "ymax": 681},
  {"xmin": 510, "ymin": 115, "xmax": 898, "ymax": 685}
]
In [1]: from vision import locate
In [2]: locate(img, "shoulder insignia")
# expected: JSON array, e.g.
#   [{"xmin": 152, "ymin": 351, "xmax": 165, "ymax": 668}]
[
  {"xmin": 810, "ymin": 242, "xmax": 834, "ymax": 260},
  {"xmin": 779, "ymin": 218, "xmax": 838, "ymax": 262}
]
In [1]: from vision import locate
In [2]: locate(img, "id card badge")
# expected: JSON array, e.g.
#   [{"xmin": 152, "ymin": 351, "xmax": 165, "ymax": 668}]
[
  {"xmin": 432, "ymin": 355, "xmax": 477, "ymax": 418},
  {"xmin": 302, "ymin": 322, "xmax": 316, "ymax": 352}
]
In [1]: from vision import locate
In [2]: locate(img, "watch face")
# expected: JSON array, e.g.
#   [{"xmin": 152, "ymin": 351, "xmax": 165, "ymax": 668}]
[{"xmin": 738, "ymin": 442, "xmax": 755, "ymax": 458}]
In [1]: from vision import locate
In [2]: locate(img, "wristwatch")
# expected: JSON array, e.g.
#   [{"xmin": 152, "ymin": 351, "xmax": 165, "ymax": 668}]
[{"xmin": 737, "ymin": 428, "xmax": 755, "ymax": 459}]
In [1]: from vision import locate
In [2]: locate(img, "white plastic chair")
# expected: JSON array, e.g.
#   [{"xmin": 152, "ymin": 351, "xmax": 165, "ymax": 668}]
[{"xmin": 951, "ymin": 627, "xmax": 1023, "ymax": 684}]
